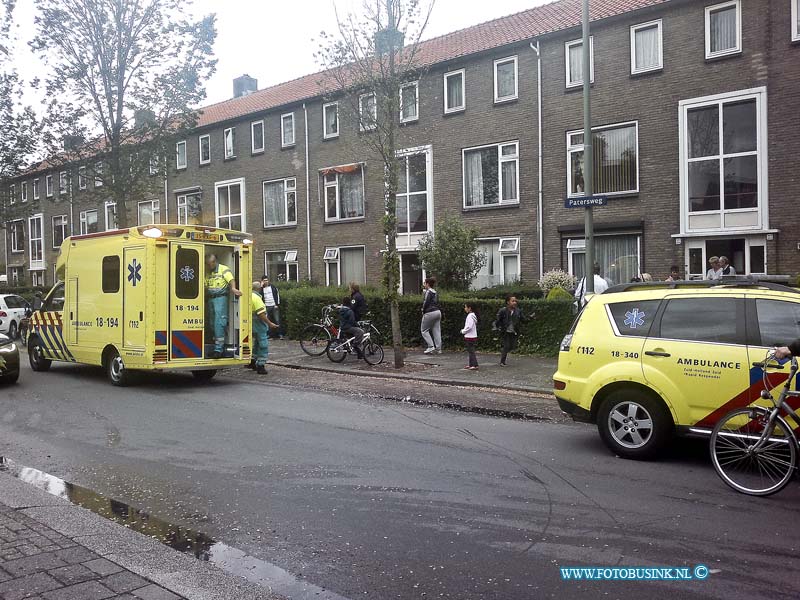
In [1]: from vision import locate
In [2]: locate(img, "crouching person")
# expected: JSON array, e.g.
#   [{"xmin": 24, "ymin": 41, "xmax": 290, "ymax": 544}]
[{"xmin": 250, "ymin": 281, "xmax": 278, "ymax": 374}]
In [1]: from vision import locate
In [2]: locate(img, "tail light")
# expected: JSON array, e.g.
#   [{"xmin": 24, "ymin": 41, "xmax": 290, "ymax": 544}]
[
  {"xmin": 560, "ymin": 334, "xmax": 573, "ymax": 352},
  {"xmin": 0, "ymin": 311, "xmax": 6, "ymax": 317},
  {"xmin": 553, "ymin": 380, "xmax": 567, "ymax": 390}
]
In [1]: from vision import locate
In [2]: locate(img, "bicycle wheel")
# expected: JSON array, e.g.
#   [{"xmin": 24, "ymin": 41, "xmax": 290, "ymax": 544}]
[
  {"xmin": 363, "ymin": 340, "xmax": 384, "ymax": 365},
  {"xmin": 326, "ymin": 340, "xmax": 348, "ymax": 363},
  {"xmin": 369, "ymin": 324, "xmax": 382, "ymax": 345},
  {"xmin": 710, "ymin": 406, "xmax": 797, "ymax": 496},
  {"xmin": 300, "ymin": 324, "xmax": 331, "ymax": 356}
]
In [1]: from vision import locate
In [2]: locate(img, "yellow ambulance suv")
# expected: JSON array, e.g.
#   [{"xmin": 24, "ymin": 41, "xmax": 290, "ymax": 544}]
[
  {"xmin": 553, "ymin": 279, "xmax": 800, "ymax": 459},
  {"xmin": 29, "ymin": 224, "xmax": 253, "ymax": 386}
]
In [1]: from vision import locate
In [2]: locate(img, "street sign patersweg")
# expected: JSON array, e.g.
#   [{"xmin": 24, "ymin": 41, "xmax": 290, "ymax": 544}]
[{"xmin": 565, "ymin": 195, "xmax": 608, "ymax": 208}]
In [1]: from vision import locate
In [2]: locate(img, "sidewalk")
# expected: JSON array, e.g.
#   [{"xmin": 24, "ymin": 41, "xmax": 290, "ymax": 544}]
[{"xmin": 266, "ymin": 338, "xmax": 558, "ymax": 394}]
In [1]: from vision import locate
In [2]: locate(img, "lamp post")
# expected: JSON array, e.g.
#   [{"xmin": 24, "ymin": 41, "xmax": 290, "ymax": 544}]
[{"xmin": 582, "ymin": 0, "xmax": 595, "ymax": 292}]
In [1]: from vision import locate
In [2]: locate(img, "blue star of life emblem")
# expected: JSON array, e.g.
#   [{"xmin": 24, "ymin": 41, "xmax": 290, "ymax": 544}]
[
  {"xmin": 623, "ymin": 308, "xmax": 646, "ymax": 329},
  {"xmin": 180, "ymin": 265, "xmax": 195, "ymax": 282},
  {"xmin": 127, "ymin": 259, "xmax": 142, "ymax": 287}
]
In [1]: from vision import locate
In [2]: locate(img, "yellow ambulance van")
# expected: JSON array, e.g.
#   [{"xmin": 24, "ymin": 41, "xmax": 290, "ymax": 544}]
[{"xmin": 29, "ymin": 224, "xmax": 253, "ymax": 385}]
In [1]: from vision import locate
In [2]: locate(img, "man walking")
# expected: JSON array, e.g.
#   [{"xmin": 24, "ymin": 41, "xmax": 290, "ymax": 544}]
[
  {"xmin": 251, "ymin": 282, "xmax": 278, "ymax": 374},
  {"xmin": 205, "ymin": 253, "xmax": 242, "ymax": 359},
  {"xmin": 574, "ymin": 264, "xmax": 609, "ymax": 307},
  {"xmin": 496, "ymin": 295, "xmax": 525, "ymax": 367},
  {"xmin": 261, "ymin": 275, "xmax": 283, "ymax": 339}
]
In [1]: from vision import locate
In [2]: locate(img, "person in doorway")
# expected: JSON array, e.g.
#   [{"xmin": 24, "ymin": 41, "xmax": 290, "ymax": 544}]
[
  {"xmin": 719, "ymin": 256, "xmax": 736, "ymax": 276},
  {"xmin": 706, "ymin": 256, "xmax": 722, "ymax": 280},
  {"xmin": 460, "ymin": 302, "xmax": 479, "ymax": 370},
  {"xmin": 250, "ymin": 282, "xmax": 278, "ymax": 374},
  {"xmin": 496, "ymin": 295, "xmax": 525, "ymax": 367},
  {"xmin": 665, "ymin": 266, "xmax": 681, "ymax": 281},
  {"xmin": 574, "ymin": 263, "xmax": 609, "ymax": 307},
  {"xmin": 261, "ymin": 276, "xmax": 283, "ymax": 339},
  {"xmin": 205, "ymin": 253, "xmax": 242, "ymax": 359},
  {"xmin": 349, "ymin": 282, "xmax": 367, "ymax": 322},
  {"xmin": 420, "ymin": 277, "xmax": 442, "ymax": 354},
  {"xmin": 338, "ymin": 296, "xmax": 364, "ymax": 358}
]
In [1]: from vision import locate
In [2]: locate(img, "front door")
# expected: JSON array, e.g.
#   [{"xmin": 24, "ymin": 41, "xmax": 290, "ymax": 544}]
[
  {"xmin": 123, "ymin": 247, "xmax": 146, "ymax": 350},
  {"xmin": 400, "ymin": 253, "xmax": 423, "ymax": 295},
  {"xmin": 169, "ymin": 242, "xmax": 205, "ymax": 360}
]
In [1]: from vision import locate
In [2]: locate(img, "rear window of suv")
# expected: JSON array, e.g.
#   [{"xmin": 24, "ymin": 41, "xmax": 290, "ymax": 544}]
[
  {"xmin": 607, "ymin": 301, "xmax": 660, "ymax": 337},
  {"xmin": 657, "ymin": 297, "xmax": 745, "ymax": 345}
]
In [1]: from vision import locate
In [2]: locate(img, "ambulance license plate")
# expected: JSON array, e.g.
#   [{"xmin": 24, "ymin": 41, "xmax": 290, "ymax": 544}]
[{"xmin": 189, "ymin": 232, "xmax": 221, "ymax": 242}]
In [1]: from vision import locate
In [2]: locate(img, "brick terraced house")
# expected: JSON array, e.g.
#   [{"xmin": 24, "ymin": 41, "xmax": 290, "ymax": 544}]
[{"xmin": 4, "ymin": 0, "xmax": 799, "ymax": 291}]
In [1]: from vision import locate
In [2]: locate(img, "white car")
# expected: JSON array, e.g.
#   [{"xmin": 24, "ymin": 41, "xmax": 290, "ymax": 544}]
[{"xmin": 0, "ymin": 294, "xmax": 30, "ymax": 339}]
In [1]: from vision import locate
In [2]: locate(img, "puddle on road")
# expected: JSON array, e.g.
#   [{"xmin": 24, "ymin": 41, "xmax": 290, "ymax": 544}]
[{"xmin": 0, "ymin": 457, "xmax": 348, "ymax": 600}]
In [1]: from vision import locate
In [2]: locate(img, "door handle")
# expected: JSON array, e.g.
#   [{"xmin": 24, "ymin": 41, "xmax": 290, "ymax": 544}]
[
  {"xmin": 645, "ymin": 350, "xmax": 671, "ymax": 358},
  {"xmin": 139, "ymin": 311, "xmax": 144, "ymax": 321},
  {"xmin": 70, "ymin": 312, "xmax": 73, "ymax": 320}
]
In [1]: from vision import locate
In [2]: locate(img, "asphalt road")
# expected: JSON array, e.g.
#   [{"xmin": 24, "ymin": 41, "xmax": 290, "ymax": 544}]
[{"xmin": 1, "ymin": 359, "xmax": 799, "ymax": 600}]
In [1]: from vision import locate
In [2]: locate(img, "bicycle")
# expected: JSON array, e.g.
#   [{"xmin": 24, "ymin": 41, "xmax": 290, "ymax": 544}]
[
  {"xmin": 299, "ymin": 305, "xmax": 339, "ymax": 356},
  {"xmin": 326, "ymin": 331, "xmax": 384, "ymax": 365},
  {"xmin": 710, "ymin": 350, "xmax": 800, "ymax": 496},
  {"xmin": 357, "ymin": 316, "xmax": 382, "ymax": 344}
]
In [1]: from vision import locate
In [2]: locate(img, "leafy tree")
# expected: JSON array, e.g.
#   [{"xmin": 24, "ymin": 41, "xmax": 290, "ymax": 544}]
[
  {"xmin": 30, "ymin": 0, "xmax": 217, "ymax": 228},
  {"xmin": 417, "ymin": 215, "xmax": 485, "ymax": 292},
  {"xmin": 316, "ymin": 0, "xmax": 434, "ymax": 368}
]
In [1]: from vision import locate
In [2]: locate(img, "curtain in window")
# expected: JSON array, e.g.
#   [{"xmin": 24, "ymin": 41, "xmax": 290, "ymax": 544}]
[
  {"xmin": 325, "ymin": 106, "xmax": 337, "ymax": 134},
  {"xmin": 472, "ymin": 241, "xmax": 502, "ymax": 289},
  {"xmin": 464, "ymin": 150, "xmax": 484, "ymax": 207},
  {"xmin": 496, "ymin": 62, "xmax": 515, "ymax": 97},
  {"xmin": 710, "ymin": 6, "xmax": 737, "ymax": 52},
  {"xmin": 447, "ymin": 74, "xmax": 463, "ymax": 108},
  {"xmin": 594, "ymin": 126, "xmax": 637, "ymax": 194},
  {"xmin": 283, "ymin": 117, "xmax": 294, "ymax": 144},
  {"xmin": 634, "ymin": 26, "xmax": 659, "ymax": 70},
  {"xmin": 339, "ymin": 171, "xmax": 364, "ymax": 218},
  {"xmin": 501, "ymin": 160, "xmax": 517, "ymax": 201},
  {"xmin": 401, "ymin": 86, "xmax": 417, "ymax": 120},
  {"xmin": 503, "ymin": 255, "xmax": 519, "ymax": 283},
  {"xmin": 264, "ymin": 181, "xmax": 285, "ymax": 226},
  {"xmin": 595, "ymin": 235, "xmax": 639, "ymax": 285},
  {"xmin": 569, "ymin": 44, "xmax": 583, "ymax": 84},
  {"xmin": 340, "ymin": 248, "xmax": 365, "ymax": 284}
]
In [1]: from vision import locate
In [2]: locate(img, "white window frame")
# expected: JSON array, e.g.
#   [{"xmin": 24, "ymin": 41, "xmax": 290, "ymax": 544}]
[
  {"xmin": 199, "ymin": 134, "xmax": 211, "ymax": 165},
  {"xmin": 567, "ymin": 235, "xmax": 642, "ymax": 280},
  {"xmin": 21, "ymin": 182, "xmax": 27, "ymax": 202},
  {"xmin": 705, "ymin": 0, "xmax": 742, "ymax": 59},
  {"xmin": 31, "ymin": 271, "xmax": 44, "ymax": 287},
  {"xmin": 396, "ymin": 145, "xmax": 434, "ymax": 250},
  {"xmin": 630, "ymin": 20, "xmax": 663, "ymax": 74},
  {"xmin": 59, "ymin": 171, "xmax": 67, "ymax": 195},
  {"xmin": 32, "ymin": 178, "xmax": 39, "ymax": 200},
  {"xmin": 474, "ymin": 237, "xmax": 521, "ymax": 288},
  {"xmin": 262, "ymin": 177, "xmax": 298, "ymax": 228},
  {"xmin": 443, "ymin": 69, "xmax": 466, "ymax": 114},
  {"xmin": 251, "ymin": 120, "xmax": 265, "ymax": 153},
  {"xmin": 323, "ymin": 245, "xmax": 366, "ymax": 287},
  {"xmin": 214, "ymin": 177, "xmax": 246, "ymax": 231},
  {"xmin": 678, "ymin": 86, "xmax": 768, "ymax": 234},
  {"xmin": 399, "ymin": 81, "xmax": 419, "ymax": 123},
  {"xmin": 9, "ymin": 184, "xmax": 15, "ymax": 204},
  {"xmin": 149, "ymin": 156, "xmax": 159, "ymax": 176},
  {"xmin": 565, "ymin": 37, "xmax": 594, "ymax": 88},
  {"xmin": 322, "ymin": 164, "xmax": 366, "ymax": 222},
  {"xmin": 177, "ymin": 192, "xmax": 202, "ymax": 225},
  {"xmin": 499, "ymin": 237, "xmax": 519, "ymax": 253},
  {"xmin": 176, "ymin": 140, "xmax": 187, "ymax": 169},
  {"xmin": 52, "ymin": 215, "xmax": 68, "ymax": 249},
  {"xmin": 793, "ymin": 0, "xmax": 800, "ymax": 41},
  {"xmin": 493, "ymin": 56, "xmax": 518, "ymax": 103},
  {"xmin": 223, "ymin": 127, "xmax": 235, "ymax": 159},
  {"xmin": 79, "ymin": 209, "xmax": 98, "ymax": 235},
  {"xmin": 461, "ymin": 141, "xmax": 520, "ymax": 208},
  {"xmin": 566, "ymin": 121, "xmax": 640, "ymax": 198},
  {"xmin": 78, "ymin": 166, "xmax": 87, "ymax": 190},
  {"xmin": 10, "ymin": 219, "xmax": 24, "ymax": 253},
  {"xmin": 264, "ymin": 249, "xmax": 300, "ymax": 282},
  {"xmin": 281, "ymin": 113, "xmax": 295, "ymax": 147},
  {"xmin": 285, "ymin": 250, "xmax": 298, "ymax": 262},
  {"xmin": 359, "ymin": 92, "xmax": 377, "ymax": 131},
  {"xmin": 137, "ymin": 199, "xmax": 160, "ymax": 226},
  {"xmin": 46, "ymin": 174, "xmax": 54, "ymax": 197},
  {"xmin": 94, "ymin": 162, "xmax": 104, "ymax": 187},
  {"xmin": 104, "ymin": 201, "xmax": 118, "ymax": 231},
  {"xmin": 322, "ymin": 102, "xmax": 339, "ymax": 139},
  {"xmin": 28, "ymin": 213, "xmax": 44, "ymax": 271}
]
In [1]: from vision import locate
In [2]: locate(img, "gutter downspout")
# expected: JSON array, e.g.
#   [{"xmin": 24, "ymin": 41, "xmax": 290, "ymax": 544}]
[
  {"xmin": 530, "ymin": 40, "xmax": 544, "ymax": 280},
  {"xmin": 303, "ymin": 103, "xmax": 311, "ymax": 280},
  {"xmin": 163, "ymin": 177, "xmax": 169, "ymax": 223}
]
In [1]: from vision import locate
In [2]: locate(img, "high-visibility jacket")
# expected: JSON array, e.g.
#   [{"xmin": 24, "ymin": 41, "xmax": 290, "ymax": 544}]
[
  {"xmin": 206, "ymin": 264, "xmax": 234, "ymax": 296},
  {"xmin": 251, "ymin": 291, "xmax": 267, "ymax": 318}
]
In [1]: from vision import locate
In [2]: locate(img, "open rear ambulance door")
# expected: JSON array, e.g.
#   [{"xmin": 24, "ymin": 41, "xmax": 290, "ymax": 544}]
[{"xmin": 169, "ymin": 242, "xmax": 205, "ymax": 361}]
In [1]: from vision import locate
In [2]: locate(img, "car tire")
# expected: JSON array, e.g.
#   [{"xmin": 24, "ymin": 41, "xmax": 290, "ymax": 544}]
[
  {"xmin": 7, "ymin": 321, "xmax": 17, "ymax": 340},
  {"xmin": 0, "ymin": 370, "xmax": 19, "ymax": 384},
  {"xmin": 597, "ymin": 389, "xmax": 673, "ymax": 460},
  {"xmin": 107, "ymin": 350, "xmax": 131, "ymax": 387},
  {"xmin": 192, "ymin": 369, "xmax": 217, "ymax": 382},
  {"xmin": 28, "ymin": 338, "xmax": 52, "ymax": 372}
]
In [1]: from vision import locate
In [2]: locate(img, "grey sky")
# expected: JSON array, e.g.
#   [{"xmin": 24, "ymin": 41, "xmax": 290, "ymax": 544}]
[{"xmin": 11, "ymin": 0, "xmax": 548, "ymax": 108}]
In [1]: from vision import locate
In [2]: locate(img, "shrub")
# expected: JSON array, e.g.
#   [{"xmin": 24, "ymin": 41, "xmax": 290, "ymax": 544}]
[
  {"xmin": 0, "ymin": 286, "xmax": 50, "ymax": 303},
  {"xmin": 417, "ymin": 215, "xmax": 485, "ymax": 291},
  {"xmin": 546, "ymin": 286, "xmax": 574, "ymax": 302},
  {"xmin": 454, "ymin": 284, "xmax": 543, "ymax": 300},
  {"xmin": 539, "ymin": 269, "xmax": 576, "ymax": 296}
]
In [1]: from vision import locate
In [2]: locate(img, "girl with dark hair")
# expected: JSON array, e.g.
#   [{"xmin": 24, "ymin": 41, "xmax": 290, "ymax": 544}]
[
  {"xmin": 420, "ymin": 277, "xmax": 442, "ymax": 354},
  {"xmin": 460, "ymin": 302, "xmax": 479, "ymax": 370}
]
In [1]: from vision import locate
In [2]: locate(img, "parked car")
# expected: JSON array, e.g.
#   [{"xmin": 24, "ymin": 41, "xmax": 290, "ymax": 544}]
[
  {"xmin": 0, "ymin": 294, "xmax": 31, "ymax": 339},
  {"xmin": 0, "ymin": 333, "xmax": 20, "ymax": 384}
]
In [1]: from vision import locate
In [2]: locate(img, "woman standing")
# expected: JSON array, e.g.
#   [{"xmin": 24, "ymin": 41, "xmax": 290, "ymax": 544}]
[
  {"xmin": 460, "ymin": 303, "xmax": 479, "ymax": 370},
  {"xmin": 420, "ymin": 277, "xmax": 442, "ymax": 354}
]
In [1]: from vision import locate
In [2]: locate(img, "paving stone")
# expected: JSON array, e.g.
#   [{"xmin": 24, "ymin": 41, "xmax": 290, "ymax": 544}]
[
  {"xmin": 19, "ymin": 544, "xmax": 43, "ymax": 556},
  {"xmin": 0, "ymin": 565, "xmax": 10, "ymax": 582},
  {"xmin": 1, "ymin": 550, "xmax": 24, "ymax": 561},
  {"xmin": 49, "ymin": 563, "xmax": 99, "ymax": 585},
  {"xmin": 81, "ymin": 558, "xmax": 123, "ymax": 576},
  {"xmin": 0, "ymin": 572, "xmax": 63, "ymax": 600},
  {"xmin": 131, "ymin": 584, "xmax": 183, "ymax": 600},
  {"xmin": 41, "ymin": 580, "xmax": 115, "ymax": 600},
  {"xmin": 3, "ymin": 552, "xmax": 68, "ymax": 577},
  {"xmin": 54, "ymin": 546, "xmax": 99, "ymax": 565},
  {"xmin": 101, "ymin": 570, "xmax": 150, "ymax": 593}
]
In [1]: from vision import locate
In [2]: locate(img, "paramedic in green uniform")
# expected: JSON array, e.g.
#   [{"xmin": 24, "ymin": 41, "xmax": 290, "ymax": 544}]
[
  {"xmin": 250, "ymin": 281, "xmax": 277, "ymax": 374},
  {"xmin": 205, "ymin": 253, "xmax": 242, "ymax": 358}
]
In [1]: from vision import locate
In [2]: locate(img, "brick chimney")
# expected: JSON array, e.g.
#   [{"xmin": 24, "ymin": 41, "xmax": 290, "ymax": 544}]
[{"xmin": 233, "ymin": 74, "xmax": 258, "ymax": 98}]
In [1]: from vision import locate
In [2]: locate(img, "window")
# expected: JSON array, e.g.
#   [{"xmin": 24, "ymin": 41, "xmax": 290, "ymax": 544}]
[
  {"xmin": 443, "ymin": 69, "xmax": 465, "ymax": 113},
  {"xmin": 21, "ymin": 182, "xmax": 27, "ymax": 202},
  {"xmin": 494, "ymin": 56, "xmax": 518, "ymax": 102},
  {"xmin": 359, "ymin": 93, "xmax": 377, "ymax": 131},
  {"xmin": 608, "ymin": 301, "xmax": 661, "ymax": 337},
  {"xmin": 462, "ymin": 141, "xmax": 519, "ymax": 207},
  {"xmin": 324, "ymin": 246, "xmax": 365, "ymax": 286},
  {"xmin": 199, "ymin": 134, "xmax": 211, "ymax": 165},
  {"xmin": 137, "ymin": 200, "xmax": 160, "ymax": 226},
  {"xmin": 31, "ymin": 271, "xmax": 44, "ymax": 287},
  {"xmin": 399, "ymin": 82, "xmax": 418, "ymax": 123},
  {"xmin": 565, "ymin": 37, "xmax": 594, "ymax": 88},
  {"xmin": 32, "ymin": 179, "xmax": 39, "ymax": 200},
  {"xmin": 472, "ymin": 238, "xmax": 520, "ymax": 289},
  {"xmin": 176, "ymin": 140, "xmax": 187, "ymax": 169},
  {"xmin": 567, "ymin": 122, "xmax": 639, "ymax": 197},
  {"xmin": 104, "ymin": 201, "xmax": 117, "ymax": 231},
  {"xmin": 705, "ymin": 0, "xmax": 741, "ymax": 59},
  {"xmin": 680, "ymin": 88, "xmax": 766, "ymax": 232},
  {"xmin": 78, "ymin": 167, "xmax": 87, "ymax": 190},
  {"xmin": 44, "ymin": 281, "xmax": 64, "ymax": 310},
  {"xmin": 322, "ymin": 164, "xmax": 365, "ymax": 221},
  {"xmin": 265, "ymin": 250, "xmax": 299, "ymax": 282},
  {"xmin": 567, "ymin": 235, "xmax": 641, "ymax": 285},
  {"xmin": 251, "ymin": 120, "xmax": 265, "ymax": 153},
  {"xmin": 793, "ymin": 0, "xmax": 800, "ymax": 41},
  {"xmin": 46, "ymin": 174, "xmax": 54, "ymax": 197},
  {"xmin": 101, "ymin": 256, "xmax": 120, "ymax": 294},
  {"xmin": 397, "ymin": 151, "xmax": 430, "ymax": 238},
  {"xmin": 8, "ymin": 184, "xmax": 15, "ymax": 204},
  {"xmin": 323, "ymin": 102, "xmax": 339, "ymax": 139},
  {"xmin": 149, "ymin": 156, "xmax": 159, "ymax": 176},
  {"xmin": 630, "ymin": 20, "xmax": 663, "ymax": 73},
  {"xmin": 263, "ymin": 177, "xmax": 297, "ymax": 227},
  {"xmin": 175, "ymin": 248, "xmax": 199, "ymax": 299},
  {"xmin": 94, "ymin": 162, "xmax": 103, "ymax": 187},
  {"xmin": 59, "ymin": 171, "xmax": 67, "ymax": 194},
  {"xmin": 281, "ymin": 113, "xmax": 295, "ymax": 147},
  {"xmin": 756, "ymin": 299, "xmax": 800, "ymax": 347},
  {"xmin": 223, "ymin": 127, "xmax": 235, "ymax": 159},
  {"xmin": 10, "ymin": 220, "xmax": 24, "ymax": 252},
  {"xmin": 658, "ymin": 297, "xmax": 745, "ymax": 345},
  {"xmin": 215, "ymin": 178, "xmax": 244, "ymax": 231},
  {"xmin": 52, "ymin": 215, "xmax": 68, "ymax": 248},
  {"xmin": 80, "ymin": 210, "xmax": 98, "ymax": 235},
  {"xmin": 28, "ymin": 214, "xmax": 44, "ymax": 269},
  {"xmin": 177, "ymin": 192, "xmax": 203, "ymax": 225}
]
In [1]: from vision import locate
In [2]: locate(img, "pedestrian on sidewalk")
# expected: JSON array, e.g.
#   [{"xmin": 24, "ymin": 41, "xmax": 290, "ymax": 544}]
[
  {"xmin": 496, "ymin": 295, "xmax": 525, "ymax": 367},
  {"xmin": 420, "ymin": 277, "xmax": 442, "ymax": 354},
  {"xmin": 261, "ymin": 276, "xmax": 283, "ymax": 339},
  {"xmin": 460, "ymin": 302, "xmax": 479, "ymax": 370},
  {"xmin": 349, "ymin": 282, "xmax": 368, "ymax": 322},
  {"xmin": 250, "ymin": 281, "xmax": 279, "ymax": 374}
]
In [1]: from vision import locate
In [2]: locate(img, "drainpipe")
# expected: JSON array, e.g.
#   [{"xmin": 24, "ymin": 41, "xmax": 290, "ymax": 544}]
[
  {"xmin": 530, "ymin": 40, "xmax": 544, "ymax": 280},
  {"xmin": 163, "ymin": 177, "xmax": 168, "ymax": 223},
  {"xmin": 303, "ymin": 103, "xmax": 312, "ymax": 280}
]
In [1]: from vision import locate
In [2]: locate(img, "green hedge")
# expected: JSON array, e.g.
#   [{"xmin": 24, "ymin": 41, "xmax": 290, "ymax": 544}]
[
  {"xmin": 0, "ymin": 286, "xmax": 50, "ymax": 303},
  {"xmin": 280, "ymin": 287, "xmax": 573, "ymax": 357}
]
